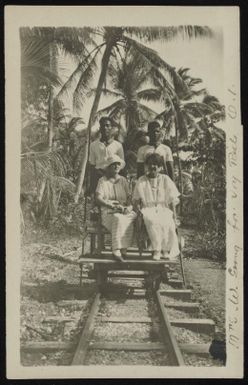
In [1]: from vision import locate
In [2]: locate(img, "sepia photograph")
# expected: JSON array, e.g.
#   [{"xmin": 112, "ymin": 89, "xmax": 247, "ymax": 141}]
[{"xmin": 5, "ymin": 6, "xmax": 243, "ymax": 379}]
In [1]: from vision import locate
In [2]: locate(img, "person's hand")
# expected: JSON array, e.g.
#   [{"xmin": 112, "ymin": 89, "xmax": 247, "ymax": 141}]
[
  {"xmin": 116, "ymin": 205, "xmax": 125, "ymax": 213},
  {"xmin": 124, "ymin": 205, "xmax": 133, "ymax": 214},
  {"xmin": 174, "ymin": 217, "xmax": 181, "ymax": 227},
  {"xmin": 107, "ymin": 200, "xmax": 119, "ymax": 210},
  {"xmin": 111, "ymin": 200, "xmax": 120, "ymax": 205}
]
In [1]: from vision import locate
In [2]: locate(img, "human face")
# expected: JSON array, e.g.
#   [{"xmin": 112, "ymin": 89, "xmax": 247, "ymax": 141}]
[
  {"xmin": 146, "ymin": 160, "xmax": 160, "ymax": 178},
  {"xmin": 149, "ymin": 126, "xmax": 161, "ymax": 144},
  {"xmin": 108, "ymin": 162, "xmax": 121, "ymax": 177},
  {"xmin": 100, "ymin": 119, "xmax": 112, "ymax": 140}
]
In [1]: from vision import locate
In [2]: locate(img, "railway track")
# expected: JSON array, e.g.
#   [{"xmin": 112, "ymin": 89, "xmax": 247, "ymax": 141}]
[{"xmin": 21, "ymin": 249, "xmax": 221, "ymax": 366}]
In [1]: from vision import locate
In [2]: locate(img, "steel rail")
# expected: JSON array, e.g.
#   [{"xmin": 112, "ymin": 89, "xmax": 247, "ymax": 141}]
[
  {"xmin": 71, "ymin": 292, "xmax": 101, "ymax": 365},
  {"xmin": 156, "ymin": 290, "xmax": 185, "ymax": 366}
]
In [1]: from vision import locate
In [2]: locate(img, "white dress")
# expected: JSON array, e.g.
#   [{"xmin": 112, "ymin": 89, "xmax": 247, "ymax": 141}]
[
  {"xmin": 133, "ymin": 174, "xmax": 180, "ymax": 259},
  {"xmin": 96, "ymin": 176, "xmax": 136, "ymax": 250}
]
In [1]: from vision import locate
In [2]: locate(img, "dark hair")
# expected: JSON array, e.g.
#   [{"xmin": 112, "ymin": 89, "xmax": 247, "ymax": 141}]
[
  {"xmin": 145, "ymin": 153, "xmax": 163, "ymax": 167},
  {"xmin": 147, "ymin": 120, "xmax": 160, "ymax": 133},
  {"xmin": 99, "ymin": 116, "xmax": 113, "ymax": 127}
]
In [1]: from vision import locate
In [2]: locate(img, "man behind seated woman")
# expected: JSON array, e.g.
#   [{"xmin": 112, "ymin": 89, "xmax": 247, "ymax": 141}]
[
  {"xmin": 89, "ymin": 116, "xmax": 124, "ymax": 194},
  {"xmin": 137, "ymin": 120, "xmax": 174, "ymax": 180}
]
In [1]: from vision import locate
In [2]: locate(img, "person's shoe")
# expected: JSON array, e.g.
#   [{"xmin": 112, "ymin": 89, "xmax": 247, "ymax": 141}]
[
  {"xmin": 121, "ymin": 248, "xmax": 127, "ymax": 256},
  {"xmin": 153, "ymin": 251, "xmax": 161, "ymax": 261},
  {"xmin": 161, "ymin": 251, "xmax": 170, "ymax": 260},
  {"xmin": 112, "ymin": 249, "xmax": 125, "ymax": 262}
]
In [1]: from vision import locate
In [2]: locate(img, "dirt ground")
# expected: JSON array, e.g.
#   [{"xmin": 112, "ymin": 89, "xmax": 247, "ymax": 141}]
[{"xmin": 20, "ymin": 224, "xmax": 226, "ymax": 365}]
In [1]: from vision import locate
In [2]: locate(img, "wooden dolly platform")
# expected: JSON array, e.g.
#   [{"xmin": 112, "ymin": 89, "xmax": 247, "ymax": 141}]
[
  {"xmin": 80, "ymin": 223, "xmax": 177, "ymax": 290},
  {"xmin": 79, "ymin": 249, "xmax": 176, "ymax": 290}
]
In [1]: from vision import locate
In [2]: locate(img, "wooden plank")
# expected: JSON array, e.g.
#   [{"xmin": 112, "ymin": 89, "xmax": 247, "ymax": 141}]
[
  {"xmin": 167, "ymin": 279, "xmax": 184, "ymax": 288},
  {"xmin": 105, "ymin": 246, "xmax": 147, "ymax": 252},
  {"xmin": 89, "ymin": 342, "xmax": 165, "ymax": 351},
  {"xmin": 180, "ymin": 343, "xmax": 211, "ymax": 355},
  {"xmin": 21, "ymin": 341, "xmax": 75, "ymax": 352},
  {"xmin": 101, "ymin": 316, "xmax": 152, "ymax": 323},
  {"xmin": 78, "ymin": 258, "xmax": 175, "ymax": 266},
  {"xmin": 170, "ymin": 319, "xmax": 215, "ymax": 333},
  {"xmin": 159, "ymin": 289, "xmax": 192, "ymax": 301},
  {"xmin": 101, "ymin": 251, "xmax": 152, "ymax": 259},
  {"xmin": 72, "ymin": 292, "xmax": 101, "ymax": 365},
  {"xmin": 164, "ymin": 301, "xmax": 199, "ymax": 312},
  {"xmin": 108, "ymin": 271, "xmax": 147, "ymax": 278},
  {"xmin": 156, "ymin": 291, "xmax": 185, "ymax": 366}
]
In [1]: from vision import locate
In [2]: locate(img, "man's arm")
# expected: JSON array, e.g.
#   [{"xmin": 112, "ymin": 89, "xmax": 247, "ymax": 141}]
[
  {"xmin": 166, "ymin": 161, "xmax": 174, "ymax": 181},
  {"xmin": 88, "ymin": 142, "xmax": 96, "ymax": 194},
  {"xmin": 137, "ymin": 162, "xmax": 144, "ymax": 179},
  {"xmin": 89, "ymin": 164, "xmax": 97, "ymax": 195},
  {"xmin": 117, "ymin": 143, "xmax": 124, "ymax": 160},
  {"xmin": 165, "ymin": 146, "xmax": 174, "ymax": 181},
  {"xmin": 136, "ymin": 146, "xmax": 145, "ymax": 178}
]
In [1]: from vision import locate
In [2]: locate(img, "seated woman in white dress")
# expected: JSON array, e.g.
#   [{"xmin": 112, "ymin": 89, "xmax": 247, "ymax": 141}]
[
  {"xmin": 96, "ymin": 155, "xmax": 136, "ymax": 262},
  {"xmin": 133, "ymin": 153, "xmax": 180, "ymax": 261}
]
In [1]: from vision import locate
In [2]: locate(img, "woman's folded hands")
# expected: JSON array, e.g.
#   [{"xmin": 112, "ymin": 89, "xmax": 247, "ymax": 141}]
[{"xmin": 106, "ymin": 200, "xmax": 133, "ymax": 214}]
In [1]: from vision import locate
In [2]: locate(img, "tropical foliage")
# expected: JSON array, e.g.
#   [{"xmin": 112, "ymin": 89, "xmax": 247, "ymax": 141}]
[{"xmin": 20, "ymin": 26, "xmax": 226, "ymax": 260}]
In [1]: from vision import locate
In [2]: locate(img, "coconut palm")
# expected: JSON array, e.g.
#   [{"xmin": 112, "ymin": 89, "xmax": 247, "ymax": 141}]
[
  {"xmin": 155, "ymin": 68, "xmax": 225, "ymax": 212},
  {"xmin": 91, "ymin": 48, "xmax": 161, "ymax": 144},
  {"xmin": 20, "ymin": 27, "xmax": 94, "ymax": 149},
  {"xmin": 67, "ymin": 26, "xmax": 213, "ymax": 202},
  {"xmin": 20, "ymin": 27, "xmax": 94, "ymax": 220}
]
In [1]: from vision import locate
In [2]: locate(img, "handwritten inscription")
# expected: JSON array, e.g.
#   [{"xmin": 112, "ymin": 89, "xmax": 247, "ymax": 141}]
[
  {"xmin": 228, "ymin": 135, "xmax": 238, "ymax": 167},
  {"xmin": 228, "ymin": 245, "xmax": 242, "ymax": 278},
  {"xmin": 227, "ymin": 87, "xmax": 238, "ymax": 120},
  {"xmin": 227, "ymin": 85, "xmax": 242, "ymax": 353},
  {"xmin": 228, "ymin": 316, "xmax": 239, "ymax": 349}
]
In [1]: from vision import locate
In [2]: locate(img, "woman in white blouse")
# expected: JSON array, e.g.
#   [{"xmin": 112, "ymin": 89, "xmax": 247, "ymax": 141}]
[
  {"xmin": 133, "ymin": 153, "xmax": 180, "ymax": 261},
  {"xmin": 96, "ymin": 155, "xmax": 136, "ymax": 262}
]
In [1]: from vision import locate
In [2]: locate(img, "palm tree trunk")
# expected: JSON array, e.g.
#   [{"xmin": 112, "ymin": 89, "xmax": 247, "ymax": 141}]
[
  {"xmin": 47, "ymin": 42, "xmax": 56, "ymax": 151},
  {"xmin": 74, "ymin": 41, "xmax": 114, "ymax": 203},
  {"xmin": 48, "ymin": 88, "xmax": 54, "ymax": 150},
  {"xmin": 175, "ymin": 118, "xmax": 183, "ymax": 216}
]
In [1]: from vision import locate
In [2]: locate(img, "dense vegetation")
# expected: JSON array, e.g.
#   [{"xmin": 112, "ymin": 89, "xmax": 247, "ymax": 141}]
[{"xmin": 20, "ymin": 26, "xmax": 226, "ymax": 260}]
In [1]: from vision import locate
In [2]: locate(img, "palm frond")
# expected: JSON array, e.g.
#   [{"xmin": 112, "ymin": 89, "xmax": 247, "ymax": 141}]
[
  {"xmin": 21, "ymin": 65, "xmax": 62, "ymax": 87},
  {"xmin": 20, "ymin": 27, "xmax": 97, "ymax": 60},
  {"xmin": 73, "ymin": 50, "xmax": 100, "ymax": 113},
  {"xmin": 88, "ymin": 87, "xmax": 123, "ymax": 99},
  {"xmin": 137, "ymin": 88, "xmax": 162, "ymax": 102},
  {"xmin": 183, "ymin": 102, "xmax": 214, "ymax": 117},
  {"xmin": 178, "ymin": 67, "xmax": 191, "ymax": 78},
  {"xmin": 125, "ymin": 26, "xmax": 213, "ymax": 43},
  {"xmin": 202, "ymin": 94, "xmax": 224, "ymax": 112},
  {"xmin": 135, "ymin": 103, "xmax": 158, "ymax": 120},
  {"xmin": 125, "ymin": 37, "xmax": 189, "ymax": 95},
  {"xmin": 95, "ymin": 99, "xmax": 127, "ymax": 122},
  {"xmin": 181, "ymin": 110, "xmax": 200, "ymax": 131},
  {"xmin": 55, "ymin": 43, "xmax": 104, "ymax": 103}
]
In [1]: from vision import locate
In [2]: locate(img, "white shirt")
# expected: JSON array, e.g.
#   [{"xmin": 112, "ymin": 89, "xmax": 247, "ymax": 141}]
[
  {"xmin": 137, "ymin": 144, "xmax": 173, "ymax": 164},
  {"xmin": 89, "ymin": 139, "xmax": 124, "ymax": 169}
]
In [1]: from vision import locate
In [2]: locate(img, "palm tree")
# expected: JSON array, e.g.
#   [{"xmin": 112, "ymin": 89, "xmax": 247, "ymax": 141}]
[
  {"xmin": 20, "ymin": 27, "xmax": 94, "ymax": 219},
  {"xmin": 91, "ymin": 48, "xmax": 161, "ymax": 143},
  {"xmin": 20, "ymin": 27, "xmax": 94, "ymax": 150},
  {"xmin": 70, "ymin": 26, "xmax": 213, "ymax": 202},
  {"xmin": 155, "ymin": 68, "xmax": 224, "ymax": 212}
]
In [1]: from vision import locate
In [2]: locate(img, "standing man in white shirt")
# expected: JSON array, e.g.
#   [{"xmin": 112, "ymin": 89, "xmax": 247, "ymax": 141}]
[
  {"xmin": 89, "ymin": 116, "xmax": 124, "ymax": 193},
  {"xmin": 137, "ymin": 120, "xmax": 174, "ymax": 180}
]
